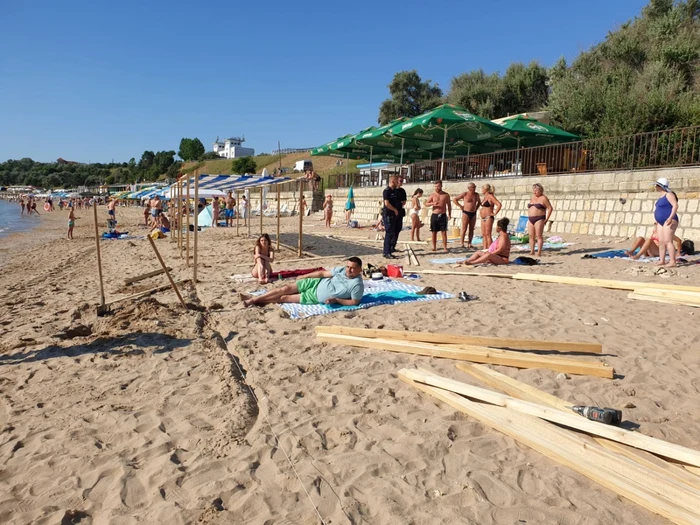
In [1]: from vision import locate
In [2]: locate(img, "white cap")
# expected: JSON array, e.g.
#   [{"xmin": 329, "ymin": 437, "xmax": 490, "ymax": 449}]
[{"xmin": 655, "ymin": 177, "xmax": 670, "ymax": 190}]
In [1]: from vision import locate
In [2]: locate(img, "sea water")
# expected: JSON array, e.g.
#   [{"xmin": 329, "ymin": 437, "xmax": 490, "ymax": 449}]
[{"xmin": 0, "ymin": 199, "xmax": 41, "ymax": 239}]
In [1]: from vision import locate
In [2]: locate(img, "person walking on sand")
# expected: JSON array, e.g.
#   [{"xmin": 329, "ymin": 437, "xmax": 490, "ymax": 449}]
[
  {"xmin": 425, "ymin": 180, "xmax": 452, "ymax": 252},
  {"xmin": 225, "ymin": 191, "xmax": 236, "ymax": 227},
  {"xmin": 653, "ymin": 177, "xmax": 680, "ymax": 267},
  {"xmin": 382, "ymin": 175, "xmax": 401, "ymax": 259},
  {"xmin": 479, "ymin": 184, "xmax": 501, "ymax": 251},
  {"xmin": 212, "ymin": 196, "xmax": 221, "ymax": 227},
  {"xmin": 323, "ymin": 195, "xmax": 333, "ymax": 228},
  {"xmin": 243, "ymin": 257, "xmax": 364, "ymax": 307},
  {"xmin": 252, "ymin": 233, "xmax": 275, "ymax": 284},
  {"xmin": 107, "ymin": 197, "xmax": 118, "ymax": 222},
  {"xmin": 527, "ymin": 183, "xmax": 553, "ymax": 257},
  {"xmin": 410, "ymin": 188, "xmax": 424, "ymax": 242},
  {"xmin": 453, "ymin": 182, "xmax": 481, "ymax": 249},
  {"xmin": 460, "ymin": 217, "xmax": 511, "ymax": 265},
  {"xmin": 67, "ymin": 207, "xmax": 77, "ymax": 239}
]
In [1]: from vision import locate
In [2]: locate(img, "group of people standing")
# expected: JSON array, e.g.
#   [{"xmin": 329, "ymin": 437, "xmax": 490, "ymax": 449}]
[{"xmin": 381, "ymin": 177, "xmax": 554, "ymax": 260}]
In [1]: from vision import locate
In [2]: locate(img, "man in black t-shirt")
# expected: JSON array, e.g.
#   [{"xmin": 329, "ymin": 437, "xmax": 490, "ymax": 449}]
[
  {"xmin": 382, "ymin": 175, "xmax": 401, "ymax": 258},
  {"xmin": 392, "ymin": 177, "xmax": 407, "ymax": 253}
]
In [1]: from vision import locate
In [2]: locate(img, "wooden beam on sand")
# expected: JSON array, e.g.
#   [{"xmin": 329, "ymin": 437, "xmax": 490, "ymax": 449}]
[
  {"xmin": 512, "ymin": 273, "xmax": 700, "ymax": 293},
  {"xmin": 406, "ymin": 244, "xmax": 420, "ymax": 266},
  {"xmin": 314, "ymin": 326, "xmax": 602, "ymax": 354},
  {"xmin": 325, "ymin": 234, "xmax": 428, "ymax": 245},
  {"xmin": 415, "ymin": 269, "xmax": 513, "ymax": 278},
  {"xmin": 316, "ymin": 333, "xmax": 613, "ymax": 378},
  {"xmin": 398, "ymin": 372, "xmax": 700, "ymax": 525},
  {"xmin": 124, "ymin": 267, "xmax": 172, "ymax": 285},
  {"xmin": 147, "ymin": 236, "xmax": 187, "ymax": 310},
  {"xmin": 92, "ymin": 204, "xmax": 106, "ymax": 310},
  {"xmin": 628, "ymin": 293, "xmax": 700, "ymax": 308},
  {"xmin": 405, "ymin": 368, "xmax": 700, "ymax": 470},
  {"xmin": 104, "ymin": 279, "xmax": 190, "ymax": 307},
  {"xmin": 456, "ymin": 363, "xmax": 700, "ymax": 492}
]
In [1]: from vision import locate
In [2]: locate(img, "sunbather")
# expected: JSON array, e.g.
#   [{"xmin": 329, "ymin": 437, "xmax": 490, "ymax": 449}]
[
  {"xmin": 243, "ymin": 257, "xmax": 363, "ymax": 307},
  {"xmin": 459, "ymin": 218, "xmax": 511, "ymax": 265},
  {"xmin": 626, "ymin": 225, "xmax": 682, "ymax": 259}
]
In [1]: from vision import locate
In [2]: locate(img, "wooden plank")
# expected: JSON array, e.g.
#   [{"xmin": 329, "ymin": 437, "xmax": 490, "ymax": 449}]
[
  {"xmin": 456, "ymin": 363, "xmax": 700, "ymax": 489},
  {"xmin": 628, "ymin": 292, "xmax": 700, "ymax": 308},
  {"xmin": 415, "ymin": 269, "xmax": 513, "ymax": 278},
  {"xmin": 325, "ymin": 234, "xmax": 428, "ymax": 245},
  {"xmin": 634, "ymin": 288, "xmax": 700, "ymax": 299},
  {"xmin": 315, "ymin": 326, "xmax": 603, "ymax": 354},
  {"xmin": 513, "ymin": 273, "xmax": 700, "ymax": 293},
  {"xmin": 147, "ymin": 236, "xmax": 187, "ymax": 310},
  {"xmin": 408, "ymin": 245, "xmax": 420, "ymax": 266},
  {"xmin": 406, "ymin": 368, "xmax": 700, "ymax": 469},
  {"xmin": 124, "ymin": 267, "xmax": 172, "ymax": 285},
  {"xmin": 316, "ymin": 333, "xmax": 613, "ymax": 378},
  {"xmin": 104, "ymin": 279, "xmax": 190, "ymax": 307},
  {"xmin": 398, "ymin": 372, "xmax": 700, "ymax": 525}
]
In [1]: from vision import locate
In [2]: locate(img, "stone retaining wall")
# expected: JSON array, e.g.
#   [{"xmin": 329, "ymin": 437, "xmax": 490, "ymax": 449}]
[{"xmin": 275, "ymin": 167, "xmax": 700, "ymax": 241}]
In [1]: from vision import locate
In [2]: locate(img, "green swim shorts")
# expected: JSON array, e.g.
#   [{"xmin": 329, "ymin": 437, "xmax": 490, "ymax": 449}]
[{"xmin": 296, "ymin": 278, "xmax": 321, "ymax": 305}]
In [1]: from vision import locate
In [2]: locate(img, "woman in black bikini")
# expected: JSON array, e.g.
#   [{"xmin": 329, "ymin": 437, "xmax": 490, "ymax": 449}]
[
  {"xmin": 527, "ymin": 183, "xmax": 553, "ymax": 256},
  {"xmin": 479, "ymin": 184, "xmax": 501, "ymax": 250}
]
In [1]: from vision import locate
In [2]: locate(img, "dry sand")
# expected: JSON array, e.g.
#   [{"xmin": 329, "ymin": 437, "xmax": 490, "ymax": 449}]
[{"xmin": 1, "ymin": 204, "xmax": 699, "ymax": 524}]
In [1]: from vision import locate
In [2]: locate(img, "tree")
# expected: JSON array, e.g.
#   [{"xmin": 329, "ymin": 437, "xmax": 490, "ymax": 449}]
[
  {"xmin": 179, "ymin": 137, "xmax": 206, "ymax": 161},
  {"xmin": 378, "ymin": 70, "xmax": 443, "ymax": 125},
  {"xmin": 138, "ymin": 151, "xmax": 155, "ymax": 170},
  {"xmin": 231, "ymin": 156, "xmax": 257, "ymax": 174}
]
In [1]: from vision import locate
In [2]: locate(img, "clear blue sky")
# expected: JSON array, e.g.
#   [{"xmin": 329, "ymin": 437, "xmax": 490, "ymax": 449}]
[{"xmin": 0, "ymin": 0, "xmax": 648, "ymax": 163}]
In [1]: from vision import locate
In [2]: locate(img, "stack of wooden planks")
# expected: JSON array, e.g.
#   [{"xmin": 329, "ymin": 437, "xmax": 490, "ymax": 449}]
[
  {"xmin": 315, "ymin": 326, "xmax": 613, "ymax": 378},
  {"xmin": 399, "ymin": 365, "xmax": 700, "ymax": 525},
  {"xmin": 413, "ymin": 271, "xmax": 700, "ymax": 308}
]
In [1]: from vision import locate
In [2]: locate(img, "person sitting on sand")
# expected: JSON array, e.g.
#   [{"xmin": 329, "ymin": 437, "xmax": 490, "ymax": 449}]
[
  {"xmin": 252, "ymin": 233, "xmax": 275, "ymax": 284},
  {"xmin": 459, "ymin": 217, "xmax": 511, "ymax": 266},
  {"xmin": 243, "ymin": 257, "xmax": 363, "ymax": 307},
  {"xmin": 626, "ymin": 225, "xmax": 682, "ymax": 259}
]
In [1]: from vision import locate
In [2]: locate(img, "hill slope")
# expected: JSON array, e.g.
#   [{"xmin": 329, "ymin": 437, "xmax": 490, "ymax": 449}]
[{"xmin": 183, "ymin": 152, "xmax": 363, "ymax": 177}]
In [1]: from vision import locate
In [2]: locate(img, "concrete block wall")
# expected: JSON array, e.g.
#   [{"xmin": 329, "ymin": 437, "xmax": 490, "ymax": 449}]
[{"xmin": 317, "ymin": 167, "xmax": 700, "ymax": 241}]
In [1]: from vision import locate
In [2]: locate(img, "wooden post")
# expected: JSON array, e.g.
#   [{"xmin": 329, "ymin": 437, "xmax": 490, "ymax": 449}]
[
  {"xmin": 298, "ymin": 181, "xmax": 304, "ymax": 257},
  {"xmin": 276, "ymin": 182, "xmax": 281, "ymax": 251},
  {"xmin": 147, "ymin": 235, "xmax": 188, "ymax": 310},
  {"xmin": 92, "ymin": 204, "xmax": 106, "ymax": 308},
  {"xmin": 247, "ymin": 189, "xmax": 251, "ymax": 238},
  {"xmin": 236, "ymin": 190, "xmax": 240, "ymax": 236},
  {"xmin": 260, "ymin": 185, "xmax": 264, "ymax": 236},
  {"xmin": 193, "ymin": 171, "xmax": 199, "ymax": 283},
  {"xmin": 186, "ymin": 176, "xmax": 190, "ymax": 267}
]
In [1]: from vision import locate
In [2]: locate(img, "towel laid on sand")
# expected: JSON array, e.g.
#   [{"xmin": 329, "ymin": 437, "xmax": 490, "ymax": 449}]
[
  {"xmin": 429, "ymin": 257, "xmax": 466, "ymax": 265},
  {"xmin": 252, "ymin": 279, "xmax": 453, "ymax": 319},
  {"xmin": 230, "ymin": 267, "xmax": 324, "ymax": 283},
  {"xmin": 511, "ymin": 242, "xmax": 574, "ymax": 252}
]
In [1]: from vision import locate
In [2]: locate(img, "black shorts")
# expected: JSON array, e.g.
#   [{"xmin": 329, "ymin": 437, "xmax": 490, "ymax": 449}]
[{"xmin": 430, "ymin": 213, "xmax": 448, "ymax": 232}]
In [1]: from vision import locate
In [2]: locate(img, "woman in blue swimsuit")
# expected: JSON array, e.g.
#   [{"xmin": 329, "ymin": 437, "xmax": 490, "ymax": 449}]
[
  {"xmin": 527, "ymin": 184, "xmax": 553, "ymax": 256},
  {"xmin": 653, "ymin": 177, "xmax": 680, "ymax": 267}
]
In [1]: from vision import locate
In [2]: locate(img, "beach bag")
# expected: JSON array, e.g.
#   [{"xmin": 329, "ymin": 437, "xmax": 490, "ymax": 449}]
[
  {"xmin": 513, "ymin": 256, "xmax": 538, "ymax": 266},
  {"xmin": 681, "ymin": 239, "xmax": 695, "ymax": 255},
  {"xmin": 386, "ymin": 264, "xmax": 404, "ymax": 278}
]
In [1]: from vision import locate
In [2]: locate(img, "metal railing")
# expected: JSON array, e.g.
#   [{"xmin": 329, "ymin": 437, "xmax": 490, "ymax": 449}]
[{"xmin": 325, "ymin": 125, "xmax": 700, "ymax": 188}]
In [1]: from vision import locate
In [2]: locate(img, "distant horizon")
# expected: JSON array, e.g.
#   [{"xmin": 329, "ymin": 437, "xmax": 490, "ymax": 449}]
[{"xmin": 1, "ymin": 0, "xmax": 648, "ymax": 163}]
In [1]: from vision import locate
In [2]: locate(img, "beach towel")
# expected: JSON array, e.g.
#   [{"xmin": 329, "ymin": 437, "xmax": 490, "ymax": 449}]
[
  {"xmin": 229, "ymin": 267, "xmax": 324, "ymax": 283},
  {"xmin": 429, "ymin": 257, "xmax": 466, "ymax": 265},
  {"xmin": 511, "ymin": 242, "xmax": 574, "ymax": 252},
  {"xmin": 253, "ymin": 279, "xmax": 453, "ymax": 319}
]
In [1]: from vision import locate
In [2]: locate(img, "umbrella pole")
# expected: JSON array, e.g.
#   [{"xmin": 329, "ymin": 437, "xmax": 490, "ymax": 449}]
[
  {"xmin": 236, "ymin": 191, "xmax": 240, "ymax": 236},
  {"xmin": 516, "ymin": 137, "xmax": 521, "ymax": 175},
  {"xmin": 186, "ymin": 176, "xmax": 190, "ymax": 267},
  {"xmin": 176, "ymin": 180, "xmax": 181, "ymax": 255},
  {"xmin": 276, "ymin": 183, "xmax": 280, "ymax": 251},
  {"xmin": 400, "ymin": 138, "xmax": 404, "ymax": 167},
  {"xmin": 465, "ymin": 145, "xmax": 471, "ymax": 179},
  {"xmin": 440, "ymin": 127, "xmax": 447, "ymax": 180},
  {"xmin": 193, "ymin": 171, "xmax": 199, "ymax": 284}
]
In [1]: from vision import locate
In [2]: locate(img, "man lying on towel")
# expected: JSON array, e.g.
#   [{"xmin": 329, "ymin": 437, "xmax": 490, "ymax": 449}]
[{"xmin": 242, "ymin": 257, "xmax": 364, "ymax": 307}]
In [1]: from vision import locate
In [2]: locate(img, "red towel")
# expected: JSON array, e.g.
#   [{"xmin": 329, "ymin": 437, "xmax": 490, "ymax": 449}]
[{"xmin": 271, "ymin": 267, "xmax": 325, "ymax": 280}]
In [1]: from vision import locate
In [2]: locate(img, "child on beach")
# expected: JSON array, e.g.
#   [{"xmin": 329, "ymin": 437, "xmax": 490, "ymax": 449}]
[
  {"xmin": 323, "ymin": 195, "xmax": 333, "ymax": 228},
  {"xmin": 252, "ymin": 233, "xmax": 275, "ymax": 284},
  {"xmin": 67, "ymin": 207, "xmax": 77, "ymax": 239}
]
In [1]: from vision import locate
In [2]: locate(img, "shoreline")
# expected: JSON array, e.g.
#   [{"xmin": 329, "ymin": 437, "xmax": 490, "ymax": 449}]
[{"xmin": 1, "ymin": 206, "xmax": 699, "ymax": 524}]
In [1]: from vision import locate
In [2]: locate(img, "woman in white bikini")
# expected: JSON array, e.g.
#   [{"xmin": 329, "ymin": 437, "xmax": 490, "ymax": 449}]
[{"xmin": 410, "ymin": 188, "xmax": 424, "ymax": 241}]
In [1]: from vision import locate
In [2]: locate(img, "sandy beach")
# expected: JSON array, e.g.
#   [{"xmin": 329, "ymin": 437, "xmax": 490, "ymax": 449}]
[{"xmin": 1, "ymin": 205, "xmax": 699, "ymax": 524}]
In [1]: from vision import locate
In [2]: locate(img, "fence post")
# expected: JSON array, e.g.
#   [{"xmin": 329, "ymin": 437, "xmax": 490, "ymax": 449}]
[{"xmin": 630, "ymin": 137, "xmax": 636, "ymax": 171}]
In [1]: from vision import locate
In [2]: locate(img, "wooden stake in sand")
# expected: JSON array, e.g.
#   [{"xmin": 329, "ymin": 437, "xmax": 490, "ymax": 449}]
[
  {"xmin": 236, "ymin": 190, "xmax": 240, "ymax": 236},
  {"xmin": 105, "ymin": 279, "xmax": 190, "ymax": 307},
  {"xmin": 399, "ymin": 371, "xmax": 700, "ymax": 525},
  {"xmin": 298, "ymin": 182, "xmax": 304, "ymax": 257},
  {"xmin": 193, "ymin": 171, "xmax": 199, "ymax": 283},
  {"xmin": 176, "ymin": 178, "xmax": 182, "ymax": 256},
  {"xmin": 124, "ymin": 267, "xmax": 172, "ymax": 285},
  {"xmin": 259, "ymin": 185, "xmax": 264, "ymax": 236},
  {"xmin": 186, "ymin": 175, "xmax": 190, "ymax": 267},
  {"xmin": 146, "ymin": 236, "xmax": 187, "ymax": 310},
  {"xmin": 314, "ymin": 326, "xmax": 603, "ymax": 354},
  {"xmin": 276, "ymin": 182, "xmax": 281, "ymax": 251},
  {"xmin": 92, "ymin": 204, "xmax": 106, "ymax": 311},
  {"xmin": 316, "ymin": 332, "xmax": 613, "ymax": 378}
]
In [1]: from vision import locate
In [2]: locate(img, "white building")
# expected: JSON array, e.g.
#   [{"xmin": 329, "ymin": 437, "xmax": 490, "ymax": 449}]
[{"xmin": 212, "ymin": 136, "xmax": 255, "ymax": 159}]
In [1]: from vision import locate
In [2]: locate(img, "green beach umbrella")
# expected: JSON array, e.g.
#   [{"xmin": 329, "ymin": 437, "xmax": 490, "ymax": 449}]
[
  {"xmin": 490, "ymin": 115, "xmax": 580, "ymax": 150},
  {"xmin": 355, "ymin": 119, "xmax": 445, "ymax": 164},
  {"xmin": 389, "ymin": 104, "xmax": 507, "ymax": 178}
]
